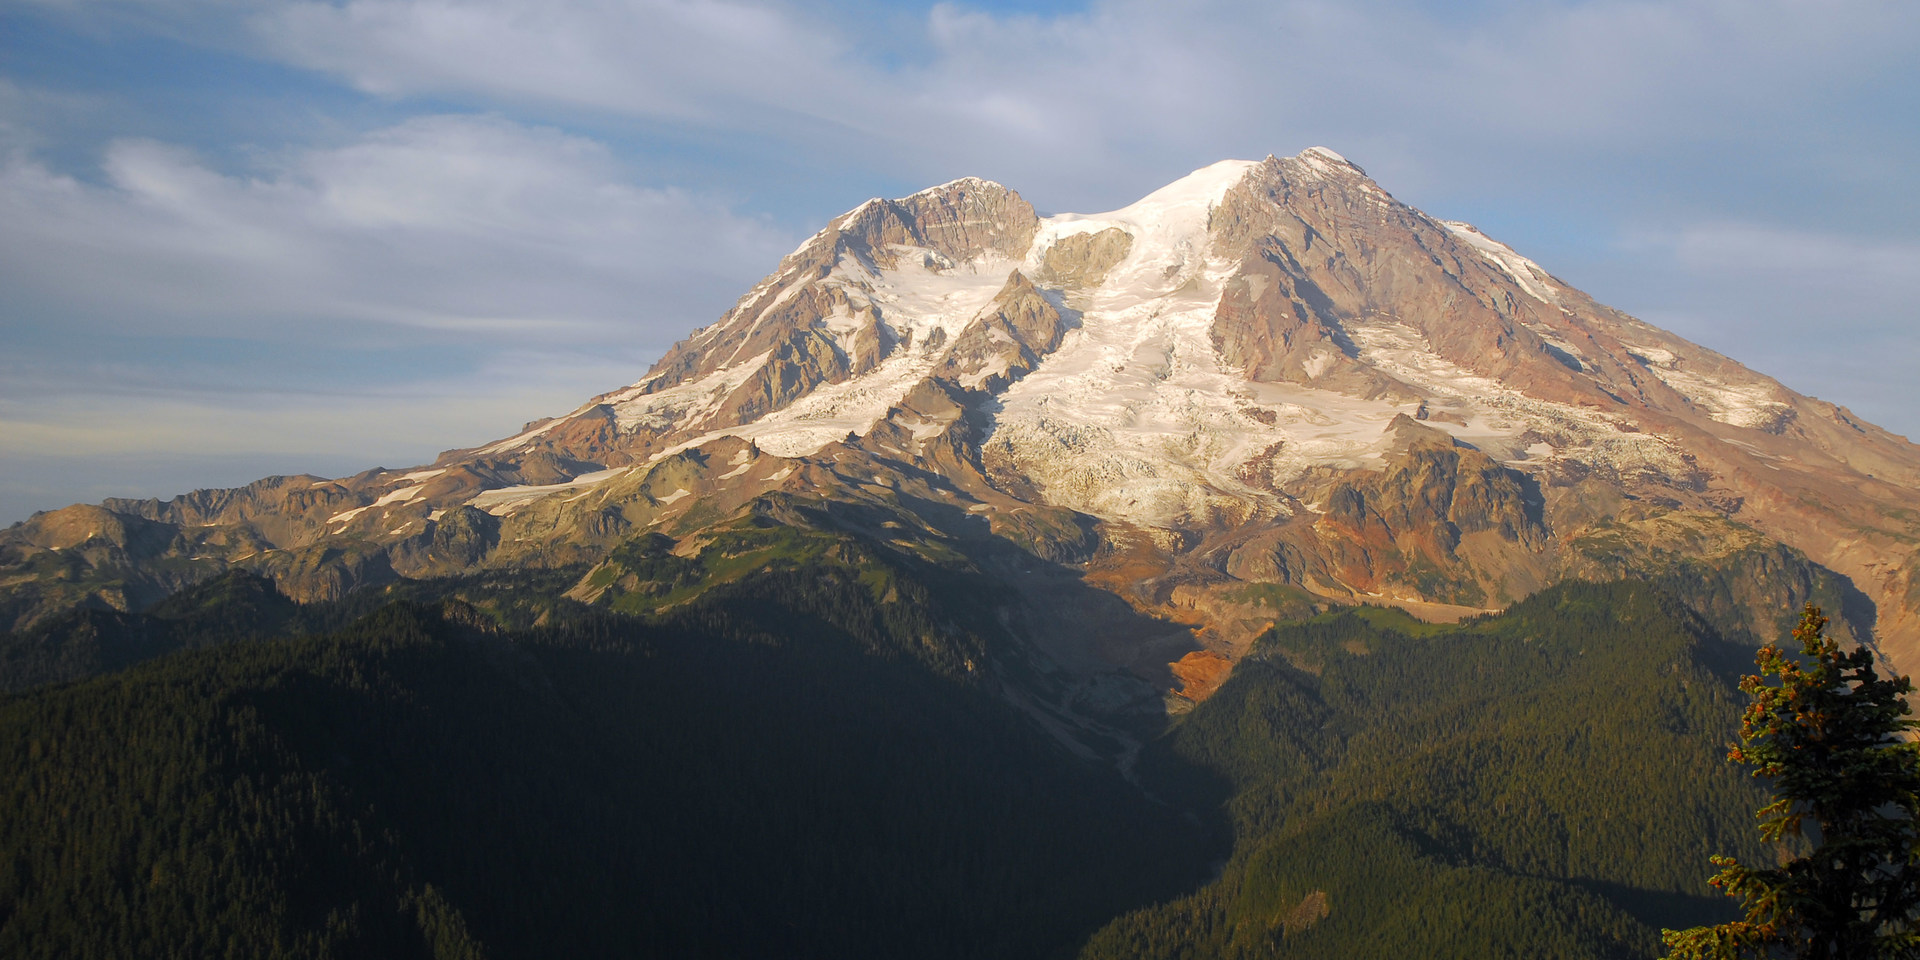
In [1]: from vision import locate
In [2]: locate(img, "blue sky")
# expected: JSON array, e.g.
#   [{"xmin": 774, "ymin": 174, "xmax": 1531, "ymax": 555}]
[{"xmin": 2, "ymin": 0, "xmax": 1917, "ymax": 524}]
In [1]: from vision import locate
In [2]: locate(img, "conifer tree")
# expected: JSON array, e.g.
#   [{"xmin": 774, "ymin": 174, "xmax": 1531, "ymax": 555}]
[{"xmin": 1664, "ymin": 605, "xmax": 1920, "ymax": 959}]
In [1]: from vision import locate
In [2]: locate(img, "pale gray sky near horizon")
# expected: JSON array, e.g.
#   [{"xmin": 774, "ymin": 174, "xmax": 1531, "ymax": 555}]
[{"xmin": 2, "ymin": 0, "xmax": 1917, "ymax": 524}]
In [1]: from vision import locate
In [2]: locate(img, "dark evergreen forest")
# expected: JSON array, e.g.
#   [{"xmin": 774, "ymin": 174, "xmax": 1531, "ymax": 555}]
[
  {"xmin": 0, "ymin": 523, "xmax": 1772, "ymax": 959},
  {"xmin": 1085, "ymin": 583, "xmax": 1769, "ymax": 959}
]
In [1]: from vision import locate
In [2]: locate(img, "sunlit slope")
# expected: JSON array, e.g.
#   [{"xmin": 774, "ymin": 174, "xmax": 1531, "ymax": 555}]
[{"xmin": 7, "ymin": 146, "xmax": 1918, "ymax": 688}]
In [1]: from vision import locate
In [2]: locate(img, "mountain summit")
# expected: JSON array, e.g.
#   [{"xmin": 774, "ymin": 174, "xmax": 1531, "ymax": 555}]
[{"xmin": 9, "ymin": 148, "xmax": 1920, "ymax": 689}]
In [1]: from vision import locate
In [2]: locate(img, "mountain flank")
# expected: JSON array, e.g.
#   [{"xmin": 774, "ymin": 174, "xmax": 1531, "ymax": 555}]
[{"xmin": 6, "ymin": 147, "xmax": 1911, "ymax": 702}]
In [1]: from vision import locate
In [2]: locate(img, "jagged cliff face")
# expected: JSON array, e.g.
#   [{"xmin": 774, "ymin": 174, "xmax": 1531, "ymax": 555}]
[{"xmin": 8, "ymin": 148, "xmax": 1919, "ymax": 695}]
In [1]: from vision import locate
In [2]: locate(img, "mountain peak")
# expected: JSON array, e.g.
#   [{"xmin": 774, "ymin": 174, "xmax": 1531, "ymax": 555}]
[
  {"xmin": 14, "ymin": 149, "xmax": 1920, "ymax": 682},
  {"xmin": 1099, "ymin": 158, "xmax": 1261, "ymax": 218},
  {"xmin": 906, "ymin": 175, "xmax": 1012, "ymax": 198},
  {"xmin": 1298, "ymin": 144, "xmax": 1364, "ymax": 173}
]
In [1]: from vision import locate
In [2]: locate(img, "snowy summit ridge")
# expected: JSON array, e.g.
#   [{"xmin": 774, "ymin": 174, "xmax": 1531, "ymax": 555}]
[{"xmin": 483, "ymin": 149, "xmax": 1797, "ymax": 529}]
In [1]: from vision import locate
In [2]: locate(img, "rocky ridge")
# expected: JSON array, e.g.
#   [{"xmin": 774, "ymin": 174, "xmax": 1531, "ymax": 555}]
[{"xmin": 7, "ymin": 147, "xmax": 1919, "ymax": 706}]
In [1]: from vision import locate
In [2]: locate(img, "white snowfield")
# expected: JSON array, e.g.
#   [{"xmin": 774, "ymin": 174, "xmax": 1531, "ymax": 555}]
[
  {"xmin": 468, "ymin": 467, "xmax": 630, "ymax": 516},
  {"xmin": 989, "ymin": 159, "xmax": 1296, "ymax": 524},
  {"xmin": 1440, "ymin": 220, "xmax": 1560, "ymax": 305},
  {"xmin": 462, "ymin": 151, "xmax": 1798, "ymax": 526},
  {"xmin": 727, "ymin": 255, "xmax": 1014, "ymax": 456},
  {"xmin": 1621, "ymin": 343, "xmax": 1793, "ymax": 430}
]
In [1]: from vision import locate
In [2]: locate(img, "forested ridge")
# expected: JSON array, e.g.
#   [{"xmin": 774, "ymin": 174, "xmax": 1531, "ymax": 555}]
[
  {"xmin": 1085, "ymin": 582, "xmax": 1772, "ymax": 959},
  {"xmin": 0, "ymin": 528, "xmax": 1211, "ymax": 959},
  {"xmin": 0, "ymin": 518, "xmax": 1775, "ymax": 958}
]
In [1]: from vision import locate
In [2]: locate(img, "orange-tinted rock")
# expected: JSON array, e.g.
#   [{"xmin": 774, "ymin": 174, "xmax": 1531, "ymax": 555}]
[{"xmin": 1170, "ymin": 650, "xmax": 1234, "ymax": 702}]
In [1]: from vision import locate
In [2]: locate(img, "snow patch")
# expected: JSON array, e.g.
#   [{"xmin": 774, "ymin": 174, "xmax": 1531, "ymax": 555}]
[
  {"xmin": 608, "ymin": 351, "xmax": 772, "ymax": 435},
  {"xmin": 374, "ymin": 485, "xmax": 426, "ymax": 506},
  {"xmin": 1441, "ymin": 221, "xmax": 1558, "ymax": 304},
  {"xmin": 1626, "ymin": 344, "xmax": 1790, "ymax": 429},
  {"xmin": 1347, "ymin": 318, "xmax": 1692, "ymax": 474},
  {"xmin": 466, "ymin": 467, "xmax": 628, "ymax": 516},
  {"xmin": 1625, "ymin": 343, "xmax": 1677, "ymax": 366},
  {"xmin": 327, "ymin": 505, "xmax": 370, "ymax": 526},
  {"xmin": 645, "ymin": 256, "xmax": 1015, "ymax": 460}
]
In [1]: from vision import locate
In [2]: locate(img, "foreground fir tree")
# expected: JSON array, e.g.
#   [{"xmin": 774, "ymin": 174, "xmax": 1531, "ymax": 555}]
[{"xmin": 1665, "ymin": 605, "xmax": 1920, "ymax": 959}]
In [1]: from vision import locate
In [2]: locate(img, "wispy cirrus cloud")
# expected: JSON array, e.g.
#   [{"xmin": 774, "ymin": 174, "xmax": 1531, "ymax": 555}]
[
  {"xmin": 220, "ymin": 0, "xmax": 1920, "ymax": 215},
  {"xmin": 0, "ymin": 112, "xmax": 794, "ymax": 335},
  {"xmin": 0, "ymin": 111, "xmax": 797, "ymax": 521}
]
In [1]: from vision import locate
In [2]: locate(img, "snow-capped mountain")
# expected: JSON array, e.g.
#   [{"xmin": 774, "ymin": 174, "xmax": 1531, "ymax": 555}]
[{"xmin": 10, "ymin": 148, "xmax": 1920, "ymax": 690}]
